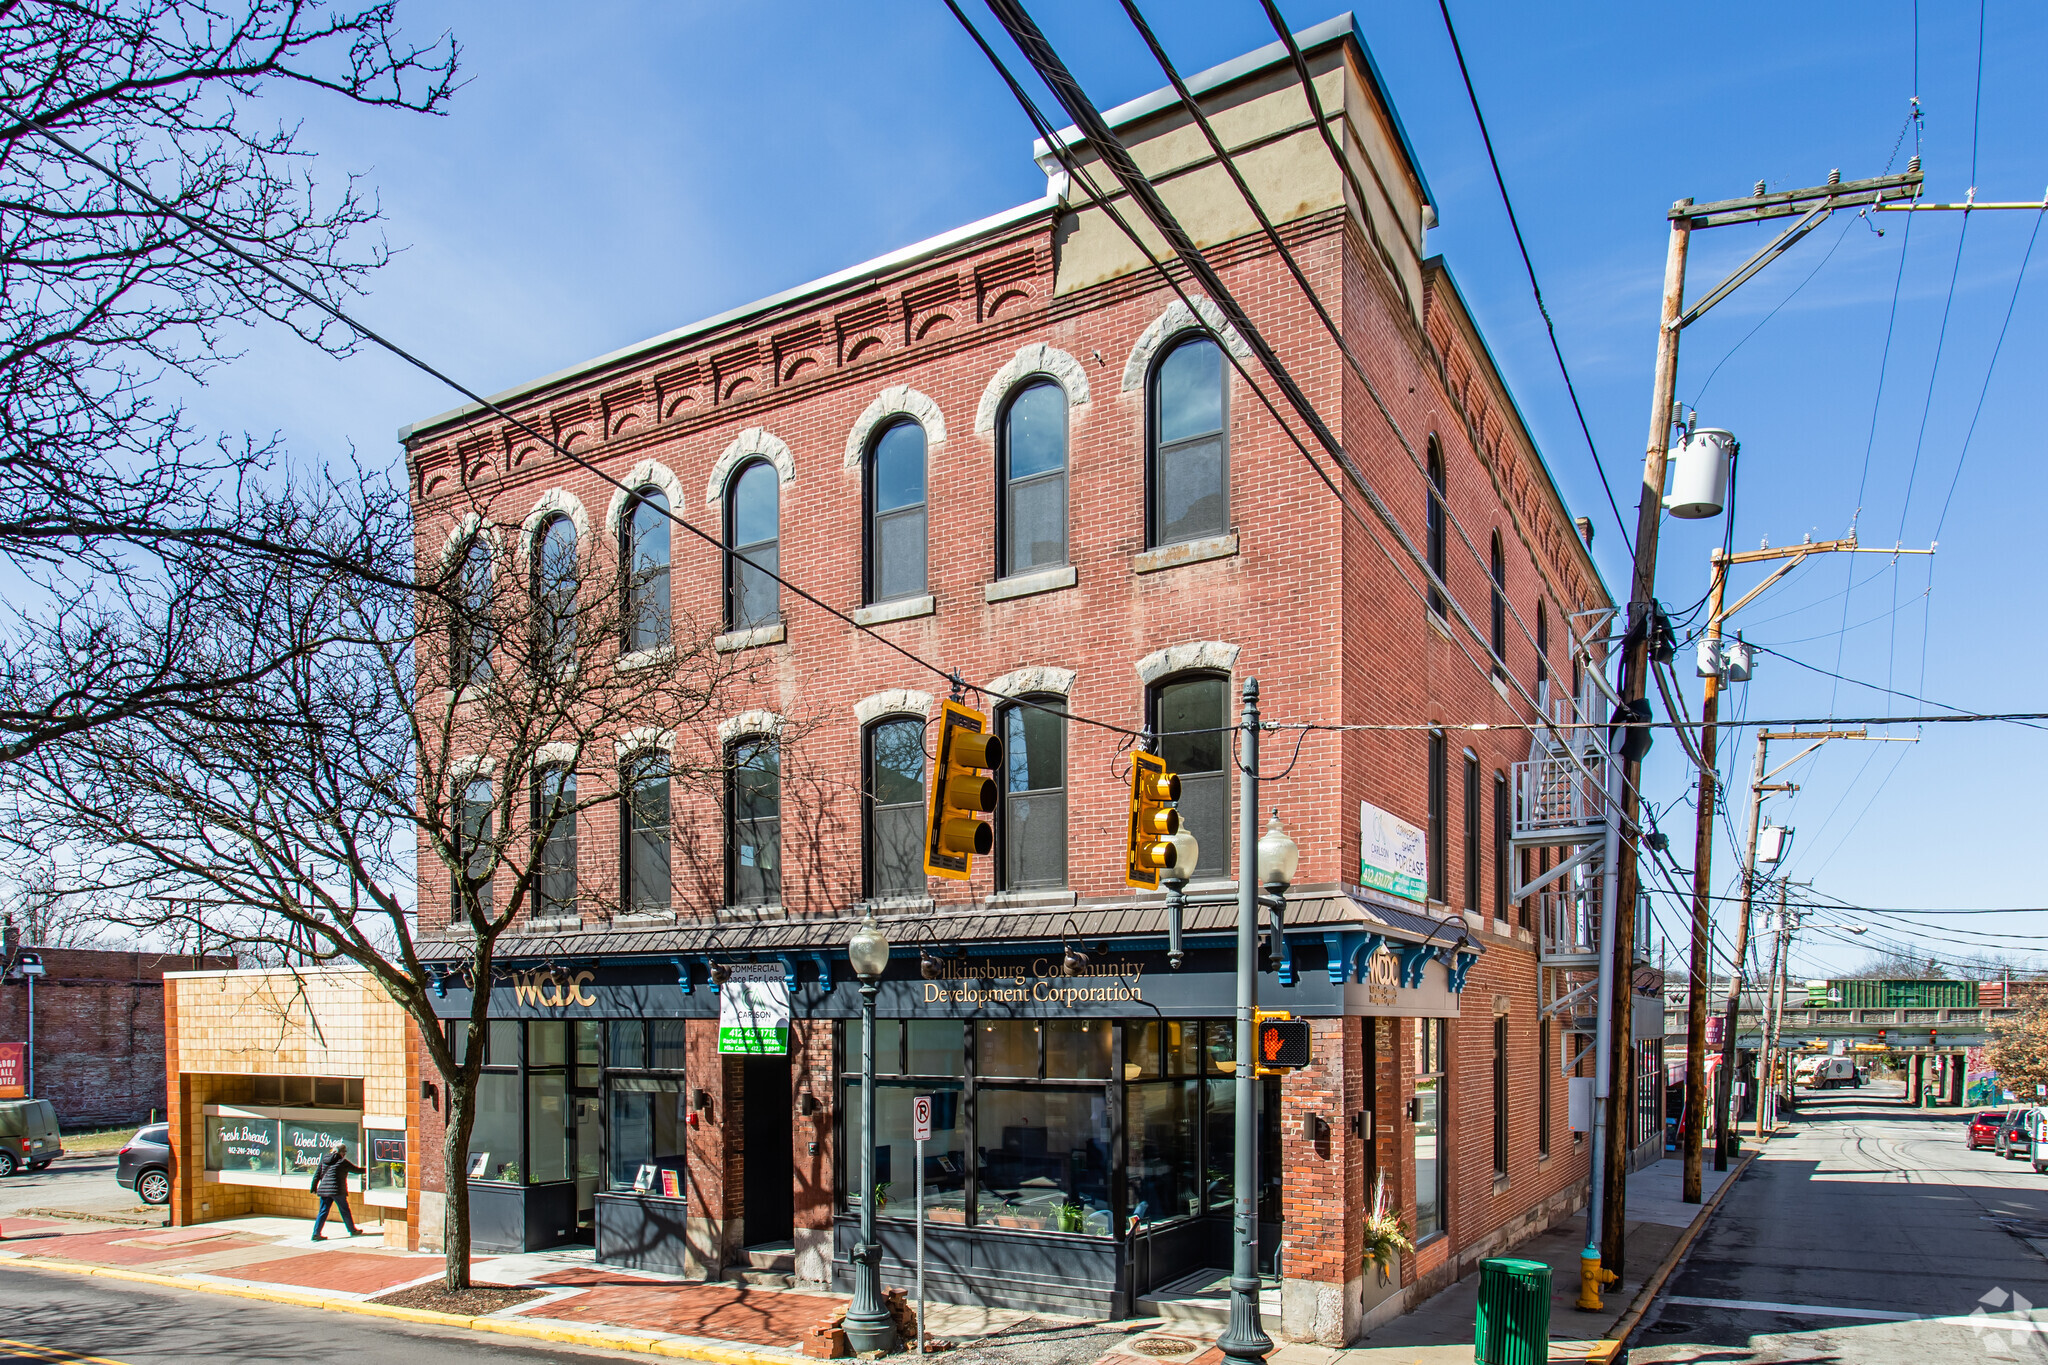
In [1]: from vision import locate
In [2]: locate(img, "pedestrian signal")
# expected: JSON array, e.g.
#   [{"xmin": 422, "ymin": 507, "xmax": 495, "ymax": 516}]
[
  {"xmin": 1125, "ymin": 750, "xmax": 1181, "ymax": 889},
  {"xmin": 925, "ymin": 700, "xmax": 1001, "ymax": 881},
  {"xmin": 1256, "ymin": 1016, "xmax": 1311, "ymax": 1071}
]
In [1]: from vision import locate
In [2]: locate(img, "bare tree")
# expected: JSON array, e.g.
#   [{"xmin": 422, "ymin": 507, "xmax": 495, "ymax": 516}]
[
  {"xmin": 0, "ymin": 0, "xmax": 458, "ymax": 764},
  {"xmin": 8, "ymin": 474, "xmax": 763, "ymax": 1290}
]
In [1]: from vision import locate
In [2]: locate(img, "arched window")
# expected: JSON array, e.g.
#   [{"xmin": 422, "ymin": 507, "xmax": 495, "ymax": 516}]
[
  {"xmin": 1150, "ymin": 674, "xmax": 1228, "ymax": 879},
  {"xmin": 1536, "ymin": 601, "xmax": 1550, "ymax": 687},
  {"xmin": 532, "ymin": 513, "xmax": 578, "ymax": 669},
  {"xmin": 1426, "ymin": 441, "xmax": 1447, "ymax": 618},
  {"xmin": 450, "ymin": 776, "xmax": 494, "ymax": 922},
  {"xmin": 999, "ymin": 697, "xmax": 1066, "ymax": 890},
  {"xmin": 725, "ymin": 460, "xmax": 780, "ymax": 630},
  {"xmin": 622, "ymin": 487, "xmax": 671, "ymax": 653},
  {"xmin": 864, "ymin": 716, "xmax": 926, "ymax": 898},
  {"xmin": 1148, "ymin": 335, "xmax": 1227, "ymax": 547},
  {"xmin": 866, "ymin": 420, "xmax": 927, "ymax": 604},
  {"xmin": 1000, "ymin": 379, "xmax": 1067, "ymax": 575},
  {"xmin": 623, "ymin": 752, "xmax": 669, "ymax": 916},
  {"xmin": 728, "ymin": 739, "xmax": 781, "ymax": 906},
  {"xmin": 532, "ymin": 764, "xmax": 577, "ymax": 918},
  {"xmin": 452, "ymin": 533, "xmax": 494, "ymax": 691},
  {"xmin": 1489, "ymin": 531, "xmax": 1507, "ymax": 677}
]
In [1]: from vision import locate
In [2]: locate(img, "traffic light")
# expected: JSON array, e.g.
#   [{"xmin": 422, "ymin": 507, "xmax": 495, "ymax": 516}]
[
  {"xmin": 924, "ymin": 700, "xmax": 1001, "ymax": 881},
  {"xmin": 1255, "ymin": 1012, "xmax": 1311, "ymax": 1072},
  {"xmin": 1125, "ymin": 750, "xmax": 1181, "ymax": 889}
]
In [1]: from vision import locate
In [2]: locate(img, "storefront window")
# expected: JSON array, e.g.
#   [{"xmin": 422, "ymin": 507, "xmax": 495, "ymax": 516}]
[
  {"xmin": 906, "ymin": 1020, "xmax": 963, "ymax": 1076},
  {"xmin": 206, "ymin": 1114, "xmax": 280, "ymax": 1175},
  {"xmin": 1167, "ymin": 1021, "xmax": 1201, "ymax": 1077},
  {"xmin": 649, "ymin": 1019, "xmax": 688, "ymax": 1070},
  {"xmin": 527, "ymin": 1071, "xmax": 570, "ymax": 1184},
  {"xmin": 1414, "ymin": 1018, "xmax": 1446, "ymax": 1240},
  {"xmin": 366, "ymin": 1127, "xmax": 407, "ymax": 1196},
  {"xmin": 1203, "ymin": 1078, "xmax": 1234, "ymax": 1212},
  {"xmin": 609, "ymin": 1078, "xmax": 685, "ymax": 1194},
  {"xmin": 977, "ymin": 1021, "xmax": 1040, "ymax": 1078},
  {"xmin": 1127, "ymin": 1080, "xmax": 1198, "ymax": 1225},
  {"xmin": 1128, "ymin": 1022, "xmax": 1162, "ymax": 1080},
  {"xmin": 529, "ymin": 1021, "xmax": 567, "ymax": 1068},
  {"xmin": 574, "ymin": 1021, "xmax": 602, "ymax": 1089},
  {"xmin": 840, "ymin": 1079, "xmax": 966, "ymax": 1221},
  {"xmin": 470, "ymin": 1071, "xmax": 521, "ymax": 1182},
  {"xmin": 1044, "ymin": 1020, "xmax": 1111, "ymax": 1079},
  {"xmin": 1204, "ymin": 1021, "xmax": 1236, "ymax": 1074},
  {"xmin": 489, "ymin": 1020, "xmax": 520, "ymax": 1063},
  {"xmin": 283, "ymin": 1116, "xmax": 361, "ymax": 1180},
  {"xmin": 975, "ymin": 1088, "xmax": 1110, "ymax": 1234},
  {"xmin": 610, "ymin": 1020, "xmax": 646, "ymax": 1069}
]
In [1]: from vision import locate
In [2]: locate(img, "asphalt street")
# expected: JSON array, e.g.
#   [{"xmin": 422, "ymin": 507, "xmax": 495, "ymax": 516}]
[
  {"xmin": 1636, "ymin": 1079, "xmax": 2048, "ymax": 1363},
  {"xmin": 0, "ymin": 1147, "xmax": 160, "ymax": 1223},
  {"xmin": 0, "ymin": 1264, "xmax": 661, "ymax": 1363}
]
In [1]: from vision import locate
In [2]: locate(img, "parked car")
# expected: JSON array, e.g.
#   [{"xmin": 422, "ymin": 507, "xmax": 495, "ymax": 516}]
[
  {"xmin": 1970, "ymin": 1110, "xmax": 2010, "ymax": 1150},
  {"xmin": 115, "ymin": 1123, "xmax": 172, "ymax": 1206},
  {"xmin": 1997, "ymin": 1109, "xmax": 2047, "ymax": 1160},
  {"xmin": 0, "ymin": 1099, "xmax": 62, "ymax": 1176}
]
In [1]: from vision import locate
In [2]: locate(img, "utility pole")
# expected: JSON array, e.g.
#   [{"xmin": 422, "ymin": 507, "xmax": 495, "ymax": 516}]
[
  {"xmin": 1756, "ymin": 881, "xmax": 1789, "ymax": 1139},
  {"xmin": 1682, "ymin": 534, "xmax": 1931, "ymax": 1200},
  {"xmin": 1606, "ymin": 167, "xmax": 1919, "ymax": 1272}
]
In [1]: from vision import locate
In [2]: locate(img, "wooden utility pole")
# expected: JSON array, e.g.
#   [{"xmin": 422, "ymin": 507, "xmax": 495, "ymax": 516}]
[
  {"xmin": 1681, "ymin": 535, "xmax": 1929, "ymax": 1199},
  {"xmin": 1602, "ymin": 199, "xmax": 1692, "ymax": 1279},
  {"xmin": 1756, "ymin": 880, "xmax": 1790, "ymax": 1139}
]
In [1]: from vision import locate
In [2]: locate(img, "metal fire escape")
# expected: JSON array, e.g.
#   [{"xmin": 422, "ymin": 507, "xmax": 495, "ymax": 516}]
[{"xmin": 1513, "ymin": 664, "xmax": 1612, "ymax": 1074}]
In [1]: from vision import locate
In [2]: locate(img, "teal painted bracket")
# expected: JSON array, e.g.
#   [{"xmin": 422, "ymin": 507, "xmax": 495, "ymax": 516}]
[
  {"xmin": 809, "ymin": 952, "xmax": 834, "ymax": 993},
  {"xmin": 670, "ymin": 955, "xmax": 692, "ymax": 995},
  {"xmin": 1447, "ymin": 949, "xmax": 1479, "ymax": 993},
  {"xmin": 777, "ymin": 954, "xmax": 800, "ymax": 994},
  {"xmin": 1394, "ymin": 941, "xmax": 1437, "ymax": 989},
  {"xmin": 1320, "ymin": 931, "xmax": 1387, "ymax": 984}
]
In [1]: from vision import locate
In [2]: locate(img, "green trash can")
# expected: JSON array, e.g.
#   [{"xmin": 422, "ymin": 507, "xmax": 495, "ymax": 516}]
[{"xmin": 1474, "ymin": 1256, "xmax": 1551, "ymax": 1365}]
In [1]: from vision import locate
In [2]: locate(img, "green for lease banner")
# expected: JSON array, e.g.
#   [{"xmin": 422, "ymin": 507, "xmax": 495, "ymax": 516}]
[{"xmin": 717, "ymin": 963, "xmax": 790, "ymax": 1054}]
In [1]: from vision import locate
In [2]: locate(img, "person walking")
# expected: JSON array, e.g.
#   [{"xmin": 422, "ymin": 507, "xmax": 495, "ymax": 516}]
[{"xmin": 310, "ymin": 1141, "xmax": 366, "ymax": 1240}]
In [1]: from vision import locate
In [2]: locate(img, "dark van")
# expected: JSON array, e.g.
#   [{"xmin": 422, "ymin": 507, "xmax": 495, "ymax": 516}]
[{"xmin": 0, "ymin": 1098, "xmax": 62, "ymax": 1175}]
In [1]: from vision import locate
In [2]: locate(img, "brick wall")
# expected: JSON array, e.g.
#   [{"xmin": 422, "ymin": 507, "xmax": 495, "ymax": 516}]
[{"xmin": 2, "ymin": 948, "xmax": 227, "ymax": 1129}]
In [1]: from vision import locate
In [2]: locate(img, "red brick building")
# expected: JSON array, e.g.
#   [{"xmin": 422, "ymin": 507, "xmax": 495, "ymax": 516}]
[
  {"xmin": 1, "ymin": 928, "xmax": 229, "ymax": 1129},
  {"xmin": 404, "ymin": 17, "xmax": 1621, "ymax": 1341}
]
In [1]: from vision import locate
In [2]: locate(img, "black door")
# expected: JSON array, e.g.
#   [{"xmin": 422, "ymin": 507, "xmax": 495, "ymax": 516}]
[{"xmin": 743, "ymin": 1055, "xmax": 793, "ymax": 1246}]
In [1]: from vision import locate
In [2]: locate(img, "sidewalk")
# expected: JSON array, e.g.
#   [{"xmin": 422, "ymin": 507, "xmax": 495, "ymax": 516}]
[
  {"xmin": 1270, "ymin": 1155, "xmax": 1747, "ymax": 1364},
  {"xmin": 0, "ymin": 1153, "xmax": 1752, "ymax": 1365}
]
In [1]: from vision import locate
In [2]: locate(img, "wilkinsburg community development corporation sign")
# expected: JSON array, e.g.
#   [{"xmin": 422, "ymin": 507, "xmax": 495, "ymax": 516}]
[
  {"xmin": 718, "ymin": 962, "xmax": 790, "ymax": 1054},
  {"xmin": 1360, "ymin": 799, "xmax": 1427, "ymax": 902}
]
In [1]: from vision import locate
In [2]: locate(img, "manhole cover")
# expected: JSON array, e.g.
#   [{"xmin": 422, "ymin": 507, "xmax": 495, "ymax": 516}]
[
  {"xmin": 1646, "ymin": 1320, "xmax": 1694, "ymax": 1334},
  {"xmin": 1132, "ymin": 1339, "xmax": 1198, "ymax": 1357}
]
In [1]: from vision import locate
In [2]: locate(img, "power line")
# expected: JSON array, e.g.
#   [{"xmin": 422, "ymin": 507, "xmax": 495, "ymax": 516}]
[
  {"xmin": 1935, "ymin": 205, "xmax": 2044, "ymax": 537},
  {"xmin": 1746, "ymin": 642, "xmax": 2048, "ymax": 731},
  {"xmin": 1431, "ymin": 0, "xmax": 1633, "ymax": 557}
]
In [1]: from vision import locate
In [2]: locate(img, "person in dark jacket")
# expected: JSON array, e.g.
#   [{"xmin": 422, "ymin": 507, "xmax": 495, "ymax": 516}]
[{"xmin": 311, "ymin": 1142, "xmax": 366, "ymax": 1240}]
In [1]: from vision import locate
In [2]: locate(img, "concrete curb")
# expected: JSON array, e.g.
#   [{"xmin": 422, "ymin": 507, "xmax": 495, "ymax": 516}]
[
  {"xmin": 0, "ymin": 1254, "xmax": 801, "ymax": 1363},
  {"xmin": 1604, "ymin": 1150, "xmax": 1758, "ymax": 1355}
]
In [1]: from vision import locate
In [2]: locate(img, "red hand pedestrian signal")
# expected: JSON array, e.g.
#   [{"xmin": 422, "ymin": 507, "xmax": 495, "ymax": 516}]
[{"xmin": 1256, "ymin": 1018, "xmax": 1310, "ymax": 1069}]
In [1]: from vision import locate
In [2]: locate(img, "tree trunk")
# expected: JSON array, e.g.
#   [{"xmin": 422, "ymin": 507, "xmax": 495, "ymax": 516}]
[{"xmin": 441, "ymin": 1075, "xmax": 477, "ymax": 1291}]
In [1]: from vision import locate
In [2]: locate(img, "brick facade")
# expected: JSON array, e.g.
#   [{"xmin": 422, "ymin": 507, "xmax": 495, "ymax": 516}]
[
  {"xmin": 402, "ymin": 20, "xmax": 1608, "ymax": 1341},
  {"xmin": 3, "ymin": 945, "xmax": 228, "ymax": 1129}
]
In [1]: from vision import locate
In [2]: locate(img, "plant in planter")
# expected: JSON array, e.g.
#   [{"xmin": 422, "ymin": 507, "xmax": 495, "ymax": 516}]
[
  {"xmin": 1055, "ymin": 1201, "xmax": 1088, "ymax": 1233},
  {"xmin": 873, "ymin": 1181, "xmax": 892, "ymax": 1213},
  {"xmin": 1361, "ymin": 1172, "xmax": 1413, "ymax": 1286}
]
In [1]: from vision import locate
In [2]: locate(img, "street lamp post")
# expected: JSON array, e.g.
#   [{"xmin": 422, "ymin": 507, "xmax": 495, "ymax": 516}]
[
  {"xmin": 844, "ymin": 913, "xmax": 898, "ymax": 1355},
  {"xmin": 1163, "ymin": 827, "xmax": 1199, "ymax": 970}
]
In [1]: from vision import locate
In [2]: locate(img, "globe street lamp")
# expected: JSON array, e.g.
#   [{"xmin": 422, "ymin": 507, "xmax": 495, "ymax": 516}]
[
  {"xmin": 1163, "ymin": 826, "xmax": 1199, "ymax": 970},
  {"xmin": 1219, "ymin": 680, "xmax": 1273, "ymax": 1365},
  {"xmin": 1257, "ymin": 810, "xmax": 1299, "ymax": 956},
  {"xmin": 844, "ymin": 913, "xmax": 898, "ymax": 1354}
]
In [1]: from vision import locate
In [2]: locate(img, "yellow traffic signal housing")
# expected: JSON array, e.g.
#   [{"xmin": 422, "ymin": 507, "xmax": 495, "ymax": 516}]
[
  {"xmin": 925, "ymin": 700, "xmax": 1001, "ymax": 881},
  {"xmin": 1125, "ymin": 750, "xmax": 1181, "ymax": 889}
]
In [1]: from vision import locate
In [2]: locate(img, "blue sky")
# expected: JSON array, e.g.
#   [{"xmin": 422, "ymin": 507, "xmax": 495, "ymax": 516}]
[{"xmin": 174, "ymin": 1, "xmax": 2048, "ymax": 978}]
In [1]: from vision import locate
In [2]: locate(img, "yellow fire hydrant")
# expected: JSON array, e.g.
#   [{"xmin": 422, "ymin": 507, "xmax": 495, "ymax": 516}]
[{"xmin": 1577, "ymin": 1245, "xmax": 1618, "ymax": 1311}]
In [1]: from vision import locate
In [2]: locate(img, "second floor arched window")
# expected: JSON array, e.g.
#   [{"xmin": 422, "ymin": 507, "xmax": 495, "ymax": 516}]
[
  {"xmin": 1426, "ymin": 441, "xmax": 1447, "ymax": 618},
  {"xmin": 865, "ymin": 716, "xmax": 926, "ymax": 898},
  {"xmin": 1150, "ymin": 673, "xmax": 1228, "ymax": 879},
  {"xmin": 725, "ymin": 460, "xmax": 780, "ymax": 631},
  {"xmin": 532, "ymin": 513, "xmax": 577, "ymax": 669},
  {"xmin": 867, "ymin": 419, "xmax": 927, "ymax": 604},
  {"xmin": 1000, "ymin": 696, "xmax": 1066, "ymax": 890},
  {"xmin": 1001, "ymin": 379, "xmax": 1067, "ymax": 575},
  {"xmin": 622, "ymin": 486, "xmax": 670, "ymax": 653},
  {"xmin": 729, "ymin": 738, "xmax": 781, "ymax": 906},
  {"xmin": 1536, "ymin": 601, "xmax": 1550, "ymax": 687},
  {"xmin": 451, "ymin": 533, "xmax": 494, "ymax": 691},
  {"xmin": 623, "ymin": 752, "xmax": 670, "ymax": 916},
  {"xmin": 532, "ymin": 764, "xmax": 577, "ymax": 919},
  {"xmin": 1489, "ymin": 531, "xmax": 1507, "ymax": 677},
  {"xmin": 1149, "ymin": 334, "xmax": 1228, "ymax": 548}
]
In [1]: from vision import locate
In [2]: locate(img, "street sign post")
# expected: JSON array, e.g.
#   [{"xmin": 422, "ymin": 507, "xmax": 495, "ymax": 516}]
[{"xmin": 912, "ymin": 1093, "xmax": 931, "ymax": 1353}]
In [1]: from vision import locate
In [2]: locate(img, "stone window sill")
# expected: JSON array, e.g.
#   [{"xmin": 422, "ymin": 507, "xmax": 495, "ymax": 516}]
[
  {"xmin": 1133, "ymin": 531, "xmax": 1238, "ymax": 575},
  {"xmin": 983, "ymin": 889, "xmax": 1078, "ymax": 909},
  {"xmin": 714, "ymin": 622, "xmax": 786, "ymax": 653},
  {"xmin": 1492, "ymin": 1173, "xmax": 1511, "ymax": 1196},
  {"xmin": 852, "ymin": 595, "xmax": 934, "ymax": 627},
  {"xmin": 618, "ymin": 644, "xmax": 677, "ymax": 671},
  {"xmin": 614, "ymin": 910, "xmax": 676, "ymax": 927},
  {"xmin": 1428, "ymin": 611, "xmax": 1454, "ymax": 643},
  {"xmin": 985, "ymin": 564, "xmax": 1076, "ymax": 602},
  {"xmin": 524, "ymin": 916, "xmax": 583, "ymax": 934},
  {"xmin": 1491, "ymin": 673, "xmax": 1513, "ymax": 702}
]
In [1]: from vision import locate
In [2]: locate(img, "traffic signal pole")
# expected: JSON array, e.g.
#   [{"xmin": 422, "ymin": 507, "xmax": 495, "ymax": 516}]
[{"xmin": 1218, "ymin": 678, "xmax": 1270, "ymax": 1365}]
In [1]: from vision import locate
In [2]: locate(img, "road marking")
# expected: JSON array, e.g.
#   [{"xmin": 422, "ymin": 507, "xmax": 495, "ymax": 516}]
[
  {"xmin": 1665, "ymin": 1297, "xmax": 2048, "ymax": 1333},
  {"xmin": 0, "ymin": 1338, "xmax": 128, "ymax": 1365}
]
